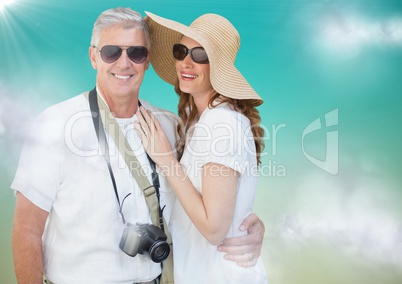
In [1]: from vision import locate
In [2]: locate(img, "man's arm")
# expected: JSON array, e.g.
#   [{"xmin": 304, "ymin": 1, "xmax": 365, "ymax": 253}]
[
  {"xmin": 217, "ymin": 213, "xmax": 265, "ymax": 267},
  {"xmin": 12, "ymin": 192, "xmax": 49, "ymax": 283}
]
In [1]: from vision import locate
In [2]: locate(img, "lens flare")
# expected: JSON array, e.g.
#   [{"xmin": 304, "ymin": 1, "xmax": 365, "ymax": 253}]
[{"xmin": 0, "ymin": 0, "xmax": 15, "ymax": 11}]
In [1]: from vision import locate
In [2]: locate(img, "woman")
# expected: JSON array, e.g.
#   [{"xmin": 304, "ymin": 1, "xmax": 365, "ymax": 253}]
[{"xmin": 135, "ymin": 12, "xmax": 268, "ymax": 283}]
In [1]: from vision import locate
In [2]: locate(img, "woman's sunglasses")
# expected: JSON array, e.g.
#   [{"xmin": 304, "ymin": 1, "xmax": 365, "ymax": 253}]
[
  {"xmin": 93, "ymin": 45, "xmax": 149, "ymax": 64},
  {"xmin": 173, "ymin": 43, "xmax": 209, "ymax": 64}
]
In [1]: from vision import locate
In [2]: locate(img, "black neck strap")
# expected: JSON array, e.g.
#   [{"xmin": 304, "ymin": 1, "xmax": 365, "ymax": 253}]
[{"xmin": 89, "ymin": 88, "xmax": 121, "ymax": 205}]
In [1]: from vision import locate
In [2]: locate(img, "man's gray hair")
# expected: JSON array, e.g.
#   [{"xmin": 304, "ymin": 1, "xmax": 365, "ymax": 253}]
[{"xmin": 90, "ymin": 7, "xmax": 151, "ymax": 50}]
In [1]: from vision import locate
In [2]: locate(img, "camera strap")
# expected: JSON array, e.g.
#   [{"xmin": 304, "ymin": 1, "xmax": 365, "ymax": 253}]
[
  {"xmin": 88, "ymin": 87, "xmax": 162, "ymax": 227},
  {"xmin": 88, "ymin": 88, "xmax": 174, "ymax": 284},
  {"xmin": 88, "ymin": 88, "xmax": 123, "ymax": 208}
]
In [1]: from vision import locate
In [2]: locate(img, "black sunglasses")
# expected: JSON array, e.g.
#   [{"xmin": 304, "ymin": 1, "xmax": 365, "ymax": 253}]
[
  {"xmin": 173, "ymin": 43, "xmax": 209, "ymax": 64},
  {"xmin": 93, "ymin": 45, "xmax": 149, "ymax": 64}
]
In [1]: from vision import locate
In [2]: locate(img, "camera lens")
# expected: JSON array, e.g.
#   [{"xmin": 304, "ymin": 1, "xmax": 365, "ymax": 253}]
[
  {"xmin": 149, "ymin": 242, "xmax": 170, "ymax": 263},
  {"xmin": 154, "ymin": 246, "xmax": 166, "ymax": 258}
]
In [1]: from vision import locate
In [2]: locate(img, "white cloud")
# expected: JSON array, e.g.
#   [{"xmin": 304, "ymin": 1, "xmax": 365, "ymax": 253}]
[
  {"xmin": 276, "ymin": 168, "xmax": 402, "ymax": 268},
  {"xmin": 319, "ymin": 13, "xmax": 402, "ymax": 56}
]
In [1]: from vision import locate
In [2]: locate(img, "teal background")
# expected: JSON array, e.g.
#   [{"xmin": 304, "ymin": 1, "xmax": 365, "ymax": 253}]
[{"xmin": 1, "ymin": 0, "xmax": 402, "ymax": 283}]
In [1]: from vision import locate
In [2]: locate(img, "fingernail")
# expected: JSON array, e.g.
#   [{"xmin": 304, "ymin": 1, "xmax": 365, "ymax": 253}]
[{"xmin": 240, "ymin": 225, "xmax": 246, "ymax": 231}]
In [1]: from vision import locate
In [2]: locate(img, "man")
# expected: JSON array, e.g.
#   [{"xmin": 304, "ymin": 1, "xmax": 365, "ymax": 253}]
[{"xmin": 11, "ymin": 7, "xmax": 265, "ymax": 284}]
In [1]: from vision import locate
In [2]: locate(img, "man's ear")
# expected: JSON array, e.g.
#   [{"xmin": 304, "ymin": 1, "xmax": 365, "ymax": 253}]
[{"xmin": 89, "ymin": 46, "xmax": 97, "ymax": 70}]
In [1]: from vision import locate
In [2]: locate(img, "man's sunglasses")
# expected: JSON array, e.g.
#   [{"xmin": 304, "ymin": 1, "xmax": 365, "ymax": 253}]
[
  {"xmin": 93, "ymin": 45, "xmax": 149, "ymax": 64},
  {"xmin": 173, "ymin": 44, "xmax": 209, "ymax": 64}
]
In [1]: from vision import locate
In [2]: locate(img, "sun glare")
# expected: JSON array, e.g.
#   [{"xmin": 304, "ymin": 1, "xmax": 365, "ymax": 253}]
[{"xmin": 0, "ymin": 0, "xmax": 15, "ymax": 11}]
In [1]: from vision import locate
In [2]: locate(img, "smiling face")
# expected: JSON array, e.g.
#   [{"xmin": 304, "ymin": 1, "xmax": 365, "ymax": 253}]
[
  {"xmin": 89, "ymin": 25, "xmax": 149, "ymax": 103},
  {"xmin": 175, "ymin": 36, "xmax": 216, "ymax": 111}
]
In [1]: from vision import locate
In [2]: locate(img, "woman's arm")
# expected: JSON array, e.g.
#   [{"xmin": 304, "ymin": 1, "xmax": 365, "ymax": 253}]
[
  {"xmin": 165, "ymin": 160, "xmax": 238, "ymax": 245},
  {"xmin": 135, "ymin": 107, "xmax": 238, "ymax": 245}
]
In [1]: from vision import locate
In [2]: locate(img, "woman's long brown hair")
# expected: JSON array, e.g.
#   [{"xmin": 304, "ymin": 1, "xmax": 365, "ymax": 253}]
[{"xmin": 175, "ymin": 82, "xmax": 265, "ymax": 165}]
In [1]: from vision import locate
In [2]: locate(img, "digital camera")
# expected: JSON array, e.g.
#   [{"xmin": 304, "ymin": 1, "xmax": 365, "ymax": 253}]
[{"xmin": 119, "ymin": 223, "xmax": 170, "ymax": 263}]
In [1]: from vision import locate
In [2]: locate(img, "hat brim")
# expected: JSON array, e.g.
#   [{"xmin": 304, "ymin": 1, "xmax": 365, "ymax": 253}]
[{"xmin": 145, "ymin": 11, "xmax": 263, "ymax": 103}]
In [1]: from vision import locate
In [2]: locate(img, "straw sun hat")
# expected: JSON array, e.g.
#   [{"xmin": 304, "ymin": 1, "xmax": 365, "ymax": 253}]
[{"xmin": 145, "ymin": 11, "xmax": 263, "ymax": 103}]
